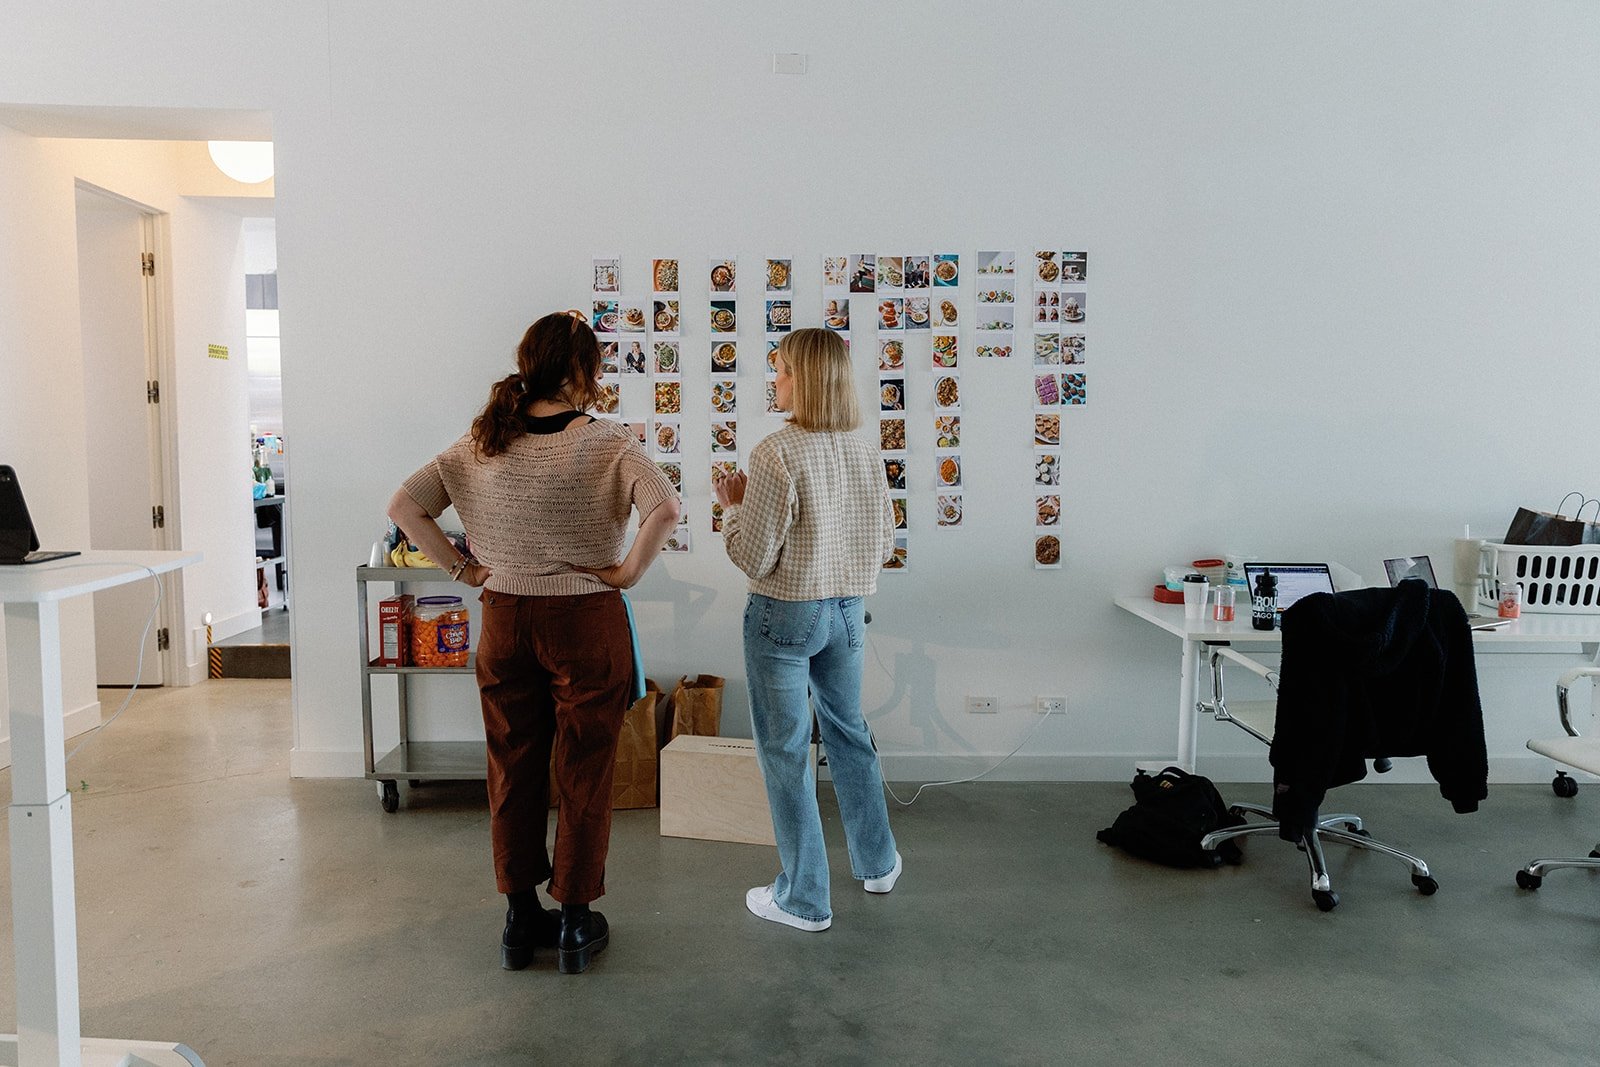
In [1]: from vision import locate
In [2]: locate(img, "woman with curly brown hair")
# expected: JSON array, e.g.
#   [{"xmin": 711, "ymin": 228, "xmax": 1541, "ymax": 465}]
[{"xmin": 388, "ymin": 311, "xmax": 679, "ymax": 973}]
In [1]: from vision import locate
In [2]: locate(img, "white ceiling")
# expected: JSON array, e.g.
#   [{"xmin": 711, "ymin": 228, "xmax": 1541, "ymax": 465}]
[{"xmin": 0, "ymin": 103, "xmax": 270, "ymax": 140}]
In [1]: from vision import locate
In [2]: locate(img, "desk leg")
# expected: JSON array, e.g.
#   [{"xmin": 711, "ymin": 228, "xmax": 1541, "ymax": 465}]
[
  {"xmin": 1176, "ymin": 638, "xmax": 1199, "ymax": 773},
  {"xmin": 5, "ymin": 600, "xmax": 83, "ymax": 1067}
]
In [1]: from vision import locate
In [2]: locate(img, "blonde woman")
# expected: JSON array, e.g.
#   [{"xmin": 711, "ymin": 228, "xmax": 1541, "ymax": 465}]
[
  {"xmin": 714, "ymin": 327, "xmax": 901, "ymax": 931},
  {"xmin": 389, "ymin": 311, "xmax": 679, "ymax": 973}
]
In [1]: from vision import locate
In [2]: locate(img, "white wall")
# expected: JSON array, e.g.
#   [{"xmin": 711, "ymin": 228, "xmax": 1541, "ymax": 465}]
[
  {"xmin": 0, "ymin": 134, "xmax": 259, "ymax": 751},
  {"xmin": 2, "ymin": 2, "xmax": 1598, "ymax": 781}
]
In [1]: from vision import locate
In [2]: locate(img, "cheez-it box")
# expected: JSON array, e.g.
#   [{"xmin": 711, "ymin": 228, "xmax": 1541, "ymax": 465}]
[{"xmin": 376, "ymin": 595, "xmax": 415, "ymax": 667}]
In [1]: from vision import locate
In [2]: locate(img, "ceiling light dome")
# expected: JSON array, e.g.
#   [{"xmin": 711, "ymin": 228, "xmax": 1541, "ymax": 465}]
[{"xmin": 207, "ymin": 141, "xmax": 274, "ymax": 184}]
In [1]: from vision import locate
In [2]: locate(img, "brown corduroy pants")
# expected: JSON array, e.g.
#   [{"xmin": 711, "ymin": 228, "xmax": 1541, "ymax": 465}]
[{"xmin": 475, "ymin": 589, "xmax": 632, "ymax": 904}]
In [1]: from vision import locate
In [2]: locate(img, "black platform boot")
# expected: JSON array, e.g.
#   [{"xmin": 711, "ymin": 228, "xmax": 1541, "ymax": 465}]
[
  {"xmin": 501, "ymin": 890, "xmax": 561, "ymax": 971},
  {"xmin": 557, "ymin": 902, "xmax": 609, "ymax": 974}
]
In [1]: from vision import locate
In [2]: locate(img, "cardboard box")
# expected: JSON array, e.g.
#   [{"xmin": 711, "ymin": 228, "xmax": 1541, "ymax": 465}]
[
  {"xmin": 376, "ymin": 594, "xmax": 414, "ymax": 667},
  {"xmin": 659, "ymin": 735, "xmax": 813, "ymax": 846}
]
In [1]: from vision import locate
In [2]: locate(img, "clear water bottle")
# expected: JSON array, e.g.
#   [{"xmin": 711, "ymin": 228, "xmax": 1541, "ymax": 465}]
[{"xmin": 1251, "ymin": 571, "xmax": 1278, "ymax": 631}]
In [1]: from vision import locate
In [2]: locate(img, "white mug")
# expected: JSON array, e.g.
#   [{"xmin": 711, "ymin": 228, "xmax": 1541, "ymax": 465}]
[{"xmin": 1183, "ymin": 575, "xmax": 1210, "ymax": 621}]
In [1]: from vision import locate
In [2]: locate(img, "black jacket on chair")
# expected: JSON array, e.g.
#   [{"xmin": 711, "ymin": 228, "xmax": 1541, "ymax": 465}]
[{"xmin": 1269, "ymin": 581, "xmax": 1488, "ymax": 834}]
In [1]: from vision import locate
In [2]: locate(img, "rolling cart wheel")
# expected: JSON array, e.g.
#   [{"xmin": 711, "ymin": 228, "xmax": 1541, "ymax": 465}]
[
  {"xmin": 1412, "ymin": 873, "xmax": 1439, "ymax": 896},
  {"xmin": 1552, "ymin": 772, "xmax": 1579, "ymax": 799},
  {"xmin": 1515, "ymin": 869, "xmax": 1541, "ymax": 891},
  {"xmin": 379, "ymin": 779, "xmax": 399, "ymax": 813},
  {"xmin": 1312, "ymin": 889, "xmax": 1339, "ymax": 912}
]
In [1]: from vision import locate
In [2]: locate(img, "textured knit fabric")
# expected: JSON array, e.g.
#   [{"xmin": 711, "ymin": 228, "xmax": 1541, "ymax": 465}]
[
  {"xmin": 722, "ymin": 423, "xmax": 895, "ymax": 601},
  {"xmin": 402, "ymin": 419, "xmax": 675, "ymax": 596}
]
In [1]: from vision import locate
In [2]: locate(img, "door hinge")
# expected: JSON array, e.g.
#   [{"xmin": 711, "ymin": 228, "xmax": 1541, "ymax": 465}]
[
  {"xmin": 156, "ymin": 627, "xmax": 170, "ymax": 651},
  {"xmin": 152, "ymin": 504, "xmax": 165, "ymax": 530},
  {"xmin": 147, "ymin": 379, "xmax": 160, "ymax": 404},
  {"xmin": 141, "ymin": 252, "xmax": 155, "ymax": 277}
]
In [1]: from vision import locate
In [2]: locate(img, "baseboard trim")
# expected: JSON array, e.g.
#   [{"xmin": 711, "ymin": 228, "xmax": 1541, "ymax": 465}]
[
  {"xmin": 0, "ymin": 699, "xmax": 102, "ymax": 772},
  {"xmin": 210, "ymin": 608, "xmax": 262, "ymax": 644},
  {"xmin": 289, "ymin": 747, "xmax": 367, "ymax": 779}
]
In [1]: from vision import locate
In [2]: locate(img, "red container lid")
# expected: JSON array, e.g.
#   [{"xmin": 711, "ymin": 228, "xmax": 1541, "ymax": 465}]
[
  {"xmin": 1152, "ymin": 584, "xmax": 1185, "ymax": 604},
  {"xmin": 1191, "ymin": 558, "xmax": 1225, "ymax": 569}
]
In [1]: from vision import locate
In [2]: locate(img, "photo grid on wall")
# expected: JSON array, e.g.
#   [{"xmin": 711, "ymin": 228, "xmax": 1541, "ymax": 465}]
[{"xmin": 589, "ymin": 246, "xmax": 1088, "ymax": 565}]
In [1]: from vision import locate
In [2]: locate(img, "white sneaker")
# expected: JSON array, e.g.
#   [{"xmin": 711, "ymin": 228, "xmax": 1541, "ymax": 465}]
[
  {"xmin": 745, "ymin": 885, "xmax": 830, "ymax": 932},
  {"xmin": 863, "ymin": 852, "xmax": 902, "ymax": 894}
]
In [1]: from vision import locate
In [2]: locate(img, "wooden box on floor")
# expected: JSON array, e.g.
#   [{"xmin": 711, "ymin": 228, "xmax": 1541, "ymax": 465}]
[{"xmin": 659, "ymin": 735, "xmax": 813, "ymax": 846}]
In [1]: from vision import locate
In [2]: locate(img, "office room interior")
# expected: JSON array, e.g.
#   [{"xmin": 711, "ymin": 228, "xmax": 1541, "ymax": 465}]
[{"xmin": 1, "ymin": 3, "xmax": 1598, "ymax": 1064}]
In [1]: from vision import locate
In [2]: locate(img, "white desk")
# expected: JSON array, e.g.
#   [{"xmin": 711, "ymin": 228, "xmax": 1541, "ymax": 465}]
[
  {"xmin": 1115, "ymin": 595, "xmax": 1600, "ymax": 774},
  {"xmin": 1, "ymin": 552, "xmax": 202, "ymax": 1067}
]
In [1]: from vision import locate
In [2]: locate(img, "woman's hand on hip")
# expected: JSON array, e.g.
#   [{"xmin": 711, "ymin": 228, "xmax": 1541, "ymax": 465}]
[
  {"xmin": 714, "ymin": 470, "xmax": 747, "ymax": 508},
  {"xmin": 461, "ymin": 563, "xmax": 492, "ymax": 588},
  {"xmin": 573, "ymin": 562, "xmax": 636, "ymax": 589}
]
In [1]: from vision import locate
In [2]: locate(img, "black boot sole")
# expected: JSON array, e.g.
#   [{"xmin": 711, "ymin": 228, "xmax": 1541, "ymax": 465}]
[
  {"xmin": 557, "ymin": 930, "xmax": 608, "ymax": 974},
  {"xmin": 501, "ymin": 943, "xmax": 534, "ymax": 971}
]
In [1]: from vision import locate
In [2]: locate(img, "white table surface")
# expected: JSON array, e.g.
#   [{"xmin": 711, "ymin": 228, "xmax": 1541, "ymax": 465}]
[
  {"xmin": 1115, "ymin": 594, "xmax": 1600, "ymax": 776},
  {"xmin": 3, "ymin": 550, "xmax": 202, "ymax": 1067}
]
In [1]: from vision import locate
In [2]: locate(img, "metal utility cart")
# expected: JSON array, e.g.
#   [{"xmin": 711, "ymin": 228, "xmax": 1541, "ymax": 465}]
[{"xmin": 357, "ymin": 565, "xmax": 487, "ymax": 811}]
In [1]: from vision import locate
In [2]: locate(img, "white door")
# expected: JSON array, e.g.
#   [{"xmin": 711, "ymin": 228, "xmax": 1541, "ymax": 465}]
[{"xmin": 76, "ymin": 186, "xmax": 164, "ymax": 686}]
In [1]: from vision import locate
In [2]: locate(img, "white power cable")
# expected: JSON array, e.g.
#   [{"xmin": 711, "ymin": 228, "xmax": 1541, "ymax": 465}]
[
  {"xmin": 865, "ymin": 632, "xmax": 1061, "ymax": 807},
  {"xmin": 33, "ymin": 562, "xmax": 164, "ymax": 764}
]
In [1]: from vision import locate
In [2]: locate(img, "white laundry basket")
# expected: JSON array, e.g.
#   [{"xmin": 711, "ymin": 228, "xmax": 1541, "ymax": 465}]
[{"xmin": 1479, "ymin": 541, "xmax": 1600, "ymax": 614}]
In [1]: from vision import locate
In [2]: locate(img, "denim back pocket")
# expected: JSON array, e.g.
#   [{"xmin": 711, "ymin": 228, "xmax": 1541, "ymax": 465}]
[
  {"xmin": 759, "ymin": 597, "xmax": 824, "ymax": 647},
  {"xmin": 837, "ymin": 596, "xmax": 865, "ymax": 650}
]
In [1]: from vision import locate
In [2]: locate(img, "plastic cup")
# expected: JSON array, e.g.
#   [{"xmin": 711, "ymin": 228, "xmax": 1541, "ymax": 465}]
[
  {"xmin": 1212, "ymin": 586, "xmax": 1237, "ymax": 622},
  {"xmin": 1183, "ymin": 574, "xmax": 1210, "ymax": 621}
]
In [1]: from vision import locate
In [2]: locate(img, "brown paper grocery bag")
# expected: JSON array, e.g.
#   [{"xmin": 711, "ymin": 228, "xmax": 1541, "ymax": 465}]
[
  {"xmin": 549, "ymin": 680, "xmax": 662, "ymax": 809},
  {"xmin": 669, "ymin": 674, "xmax": 725, "ymax": 740}
]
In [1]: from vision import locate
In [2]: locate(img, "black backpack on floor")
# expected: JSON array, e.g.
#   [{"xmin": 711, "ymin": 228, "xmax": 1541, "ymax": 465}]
[{"xmin": 1097, "ymin": 767, "xmax": 1247, "ymax": 869}]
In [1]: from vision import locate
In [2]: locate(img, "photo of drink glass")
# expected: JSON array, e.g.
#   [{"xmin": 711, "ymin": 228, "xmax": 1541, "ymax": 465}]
[{"xmin": 1212, "ymin": 585, "xmax": 1236, "ymax": 622}]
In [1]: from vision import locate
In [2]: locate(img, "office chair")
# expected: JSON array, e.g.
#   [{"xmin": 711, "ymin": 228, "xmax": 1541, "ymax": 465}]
[
  {"xmin": 1515, "ymin": 667, "xmax": 1600, "ymax": 890},
  {"xmin": 1198, "ymin": 646, "xmax": 1439, "ymax": 911}
]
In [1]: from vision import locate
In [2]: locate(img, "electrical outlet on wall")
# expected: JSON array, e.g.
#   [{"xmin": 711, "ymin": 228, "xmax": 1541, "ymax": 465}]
[
  {"xmin": 1036, "ymin": 696, "xmax": 1066, "ymax": 716},
  {"xmin": 966, "ymin": 695, "xmax": 997, "ymax": 714}
]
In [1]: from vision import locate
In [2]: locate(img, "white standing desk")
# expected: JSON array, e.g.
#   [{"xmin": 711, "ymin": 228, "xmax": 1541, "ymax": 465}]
[
  {"xmin": 1, "ymin": 552, "xmax": 203, "ymax": 1067},
  {"xmin": 1115, "ymin": 595, "xmax": 1600, "ymax": 774}
]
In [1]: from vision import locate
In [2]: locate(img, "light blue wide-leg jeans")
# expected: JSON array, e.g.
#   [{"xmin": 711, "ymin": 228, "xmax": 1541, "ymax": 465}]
[{"xmin": 744, "ymin": 593, "xmax": 898, "ymax": 922}]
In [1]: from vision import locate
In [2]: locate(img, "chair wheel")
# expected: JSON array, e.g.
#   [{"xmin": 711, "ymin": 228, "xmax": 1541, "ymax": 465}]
[
  {"xmin": 1412, "ymin": 874, "xmax": 1439, "ymax": 896},
  {"xmin": 1553, "ymin": 772, "xmax": 1579, "ymax": 798},
  {"xmin": 1348, "ymin": 827, "xmax": 1371, "ymax": 838},
  {"xmin": 1515, "ymin": 869, "xmax": 1542, "ymax": 890},
  {"xmin": 1312, "ymin": 889, "xmax": 1339, "ymax": 912}
]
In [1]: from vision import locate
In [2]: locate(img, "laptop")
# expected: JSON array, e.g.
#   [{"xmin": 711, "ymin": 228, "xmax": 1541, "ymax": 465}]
[
  {"xmin": 0, "ymin": 465, "xmax": 81, "ymax": 565},
  {"xmin": 1383, "ymin": 555, "xmax": 1507, "ymax": 629},
  {"xmin": 1241, "ymin": 563, "xmax": 1335, "ymax": 612}
]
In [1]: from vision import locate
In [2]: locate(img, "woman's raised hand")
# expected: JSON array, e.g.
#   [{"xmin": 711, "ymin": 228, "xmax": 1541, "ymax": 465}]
[{"xmin": 714, "ymin": 470, "xmax": 747, "ymax": 508}]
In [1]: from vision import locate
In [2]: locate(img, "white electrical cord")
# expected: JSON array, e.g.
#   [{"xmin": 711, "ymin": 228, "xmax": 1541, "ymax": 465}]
[
  {"xmin": 867, "ymin": 634, "xmax": 1062, "ymax": 807},
  {"xmin": 34, "ymin": 562, "xmax": 164, "ymax": 764}
]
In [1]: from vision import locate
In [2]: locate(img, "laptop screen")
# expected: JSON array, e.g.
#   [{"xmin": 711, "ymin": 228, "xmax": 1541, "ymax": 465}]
[
  {"xmin": 0, "ymin": 466, "xmax": 40, "ymax": 559},
  {"xmin": 1242, "ymin": 563, "xmax": 1335, "ymax": 611},
  {"xmin": 1383, "ymin": 556, "xmax": 1438, "ymax": 588}
]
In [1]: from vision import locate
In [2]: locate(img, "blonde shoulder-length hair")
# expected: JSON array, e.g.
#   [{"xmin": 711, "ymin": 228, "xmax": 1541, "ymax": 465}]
[{"xmin": 780, "ymin": 328, "xmax": 860, "ymax": 432}]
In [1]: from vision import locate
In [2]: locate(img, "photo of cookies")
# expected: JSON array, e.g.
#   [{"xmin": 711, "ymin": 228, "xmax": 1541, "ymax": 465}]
[
  {"xmin": 1036, "ymin": 494, "xmax": 1061, "ymax": 527},
  {"xmin": 1035, "ymin": 533, "xmax": 1062, "ymax": 570},
  {"xmin": 1034, "ymin": 450, "xmax": 1061, "ymax": 486},
  {"xmin": 1062, "ymin": 334, "xmax": 1086, "ymax": 365},
  {"xmin": 1063, "ymin": 372, "xmax": 1087, "ymax": 405},
  {"xmin": 1034, "ymin": 413, "xmax": 1060, "ymax": 446}
]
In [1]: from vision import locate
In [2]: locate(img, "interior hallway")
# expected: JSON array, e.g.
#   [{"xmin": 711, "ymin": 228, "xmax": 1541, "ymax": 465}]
[{"xmin": 0, "ymin": 680, "xmax": 1595, "ymax": 1065}]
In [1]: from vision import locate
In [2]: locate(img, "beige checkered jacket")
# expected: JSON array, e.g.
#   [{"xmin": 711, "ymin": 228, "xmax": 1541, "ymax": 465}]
[{"xmin": 722, "ymin": 423, "xmax": 896, "ymax": 601}]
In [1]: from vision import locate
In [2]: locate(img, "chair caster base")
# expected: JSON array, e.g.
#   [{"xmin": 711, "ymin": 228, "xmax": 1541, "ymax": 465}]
[
  {"xmin": 1515, "ymin": 869, "xmax": 1542, "ymax": 891},
  {"xmin": 1312, "ymin": 889, "xmax": 1339, "ymax": 911},
  {"xmin": 1552, "ymin": 772, "xmax": 1579, "ymax": 799},
  {"xmin": 1412, "ymin": 873, "xmax": 1439, "ymax": 896}
]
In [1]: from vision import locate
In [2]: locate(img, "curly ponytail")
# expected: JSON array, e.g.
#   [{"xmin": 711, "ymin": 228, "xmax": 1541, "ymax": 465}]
[{"xmin": 471, "ymin": 312, "xmax": 604, "ymax": 458}]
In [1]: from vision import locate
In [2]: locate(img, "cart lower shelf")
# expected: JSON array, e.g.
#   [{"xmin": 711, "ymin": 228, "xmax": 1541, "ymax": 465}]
[{"xmin": 368, "ymin": 741, "xmax": 488, "ymax": 812}]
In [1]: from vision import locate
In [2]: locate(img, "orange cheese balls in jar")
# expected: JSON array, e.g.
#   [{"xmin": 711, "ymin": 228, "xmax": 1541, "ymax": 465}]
[{"xmin": 410, "ymin": 595, "xmax": 470, "ymax": 668}]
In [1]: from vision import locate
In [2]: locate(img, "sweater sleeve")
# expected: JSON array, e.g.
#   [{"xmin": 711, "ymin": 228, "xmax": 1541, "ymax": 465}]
[
  {"xmin": 400, "ymin": 456, "xmax": 451, "ymax": 518},
  {"xmin": 722, "ymin": 441, "xmax": 796, "ymax": 580},
  {"xmin": 621, "ymin": 438, "xmax": 677, "ymax": 520},
  {"xmin": 879, "ymin": 479, "xmax": 897, "ymax": 563}
]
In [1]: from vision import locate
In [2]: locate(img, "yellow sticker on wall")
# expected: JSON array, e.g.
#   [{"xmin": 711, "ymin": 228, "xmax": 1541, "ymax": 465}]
[{"xmin": 207, "ymin": 344, "xmax": 229, "ymax": 360}]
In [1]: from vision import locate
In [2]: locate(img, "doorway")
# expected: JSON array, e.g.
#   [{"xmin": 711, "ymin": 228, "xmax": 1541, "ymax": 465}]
[{"xmin": 75, "ymin": 183, "xmax": 168, "ymax": 687}]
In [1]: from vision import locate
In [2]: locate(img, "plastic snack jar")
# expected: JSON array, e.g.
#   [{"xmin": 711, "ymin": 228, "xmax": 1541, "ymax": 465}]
[
  {"xmin": 1497, "ymin": 583, "xmax": 1523, "ymax": 620},
  {"xmin": 411, "ymin": 596, "xmax": 471, "ymax": 667}
]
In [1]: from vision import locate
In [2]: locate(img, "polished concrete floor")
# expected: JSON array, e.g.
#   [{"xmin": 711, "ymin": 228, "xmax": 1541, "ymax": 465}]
[{"xmin": 2, "ymin": 680, "xmax": 1598, "ymax": 1066}]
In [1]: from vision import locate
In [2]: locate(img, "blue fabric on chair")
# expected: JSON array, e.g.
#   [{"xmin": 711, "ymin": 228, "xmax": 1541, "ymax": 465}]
[{"xmin": 620, "ymin": 591, "xmax": 646, "ymax": 702}]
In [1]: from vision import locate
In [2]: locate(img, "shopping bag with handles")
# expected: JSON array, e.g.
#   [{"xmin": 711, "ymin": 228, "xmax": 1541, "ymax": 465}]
[{"xmin": 1504, "ymin": 492, "xmax": 1600, "ymax": 546}]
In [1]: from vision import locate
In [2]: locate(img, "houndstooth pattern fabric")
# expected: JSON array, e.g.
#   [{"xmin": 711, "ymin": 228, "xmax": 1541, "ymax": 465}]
[
  {"xmin": 722, "ymin": 424, "xmax": 896, "ymax": 601},
  {"xmin": 402, "ymin": 419, "xmax": 676, "ymax": 597}
]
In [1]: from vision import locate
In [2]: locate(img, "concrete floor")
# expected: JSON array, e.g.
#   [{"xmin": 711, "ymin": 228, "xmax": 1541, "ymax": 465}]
[{"xmin": 2, "ymin": 680, "xmax": 1598, "ymax": 1065}]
